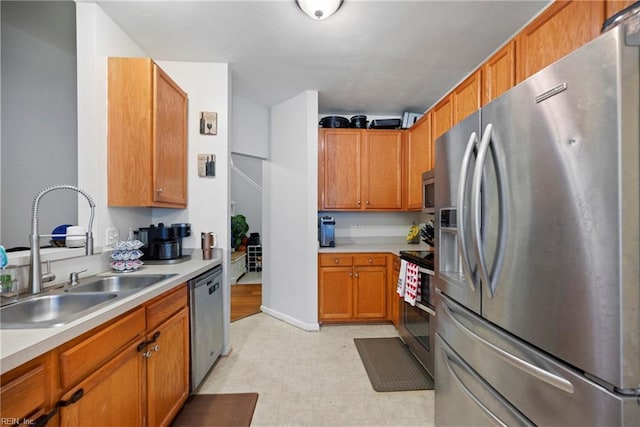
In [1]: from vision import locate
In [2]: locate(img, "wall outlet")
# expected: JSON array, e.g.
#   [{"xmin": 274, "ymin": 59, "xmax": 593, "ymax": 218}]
[{"xmin": 105, "ymin": 228, "xmax": 119, "ymax": 246}]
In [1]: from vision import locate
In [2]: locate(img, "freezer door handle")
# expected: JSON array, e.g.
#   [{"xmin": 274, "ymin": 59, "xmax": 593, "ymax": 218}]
[
  {"xmin": 440, "ymin": 345, "xmax": 532, "ymax": 427},
  {"xmin": 442, "ymin": 300, "xmax": 575, "ymax": 394},
  {"xmin": 457, "ymin": 131, "xmax": 479, "ymax": 292}
]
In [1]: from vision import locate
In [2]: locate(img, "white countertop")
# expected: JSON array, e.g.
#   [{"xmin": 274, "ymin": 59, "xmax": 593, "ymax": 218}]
[{"xmin": 0, "ymin": 252, "xmax": 223, "ymax": 374}]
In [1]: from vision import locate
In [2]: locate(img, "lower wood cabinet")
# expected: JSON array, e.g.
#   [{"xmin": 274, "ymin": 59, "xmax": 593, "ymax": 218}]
[
  {"xmin": 58, "ymin": 339, "xmax": 145, "ymax": 426},
  {"xmin": 0, "ymin": 284, "xmax": 189, "ymax": 427},
  {"xmin": 318, "ymin": 253, "xmax": 387, "ymax": 323},
  {"xmin": 0, "ymin": 353, "xmax": 54, "ymax": 426},
  {"xmin": 145, "ymin": 306, "xmax": 190, "ymax": 427}
]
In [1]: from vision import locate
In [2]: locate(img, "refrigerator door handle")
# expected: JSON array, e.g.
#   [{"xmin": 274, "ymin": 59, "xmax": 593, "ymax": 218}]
[
  {"xmin": 457, "ymin": 131, "xmax": 479, "ymax": 292},
  {"xmin": 471, "ymin": 123, "xmax": 493, "ymax": 296},
  {"xmin": 471, "ymin": 123, "xmax": 508, "ymax": 299},
  {"xmin": 442, "ymin": 300, "xmax": 575, "ymax": 394},
  {"xmin": 440, "ymin": 345, "xmax": 531, "ymax": 427}
]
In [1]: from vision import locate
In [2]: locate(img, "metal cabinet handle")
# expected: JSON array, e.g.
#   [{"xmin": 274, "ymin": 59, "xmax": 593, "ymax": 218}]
[
  {"xmin": 156, "ymin": 188, "xmax": 164, "ymax": 193},
  {"xmin": 335, "ymin": 258, "xmax": 339, "ymax": 264},
  {"xmin": 143, "ymin": 351, "xmax": 153, "ymax": 358},
  {"xmin": 357, "ymin": 200, "xmax": 361, "ymax": 204},
  {"xmin": 151, "ymin": 345, "xmax": 160, "ymax": 352},
  {"xmin": 355, "ymin": 272, "xmax": 359, "ymax": 278},
  {"xmin": 368, "ymin": 258, "xmax": 373, "ymax": 264}
]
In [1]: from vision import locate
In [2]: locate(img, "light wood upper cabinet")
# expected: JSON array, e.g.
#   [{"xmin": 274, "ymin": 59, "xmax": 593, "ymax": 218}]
[
  {"xmin": 319, "ymin": 129, "xmax": 362, "ymax": 210},
  {"xmin": 406, "ymin": 113, "xmax": 432, "ymax": 210},
  {"xmin": 452, "ymin": 70, "xmax": 481, "ymax": 126},
  {"xmin": 515, "ymin": 1, "xmax": 604, "ymax": 83},
  {"xmin": 606, "ymin": 0, "xmax": 637, "ymax": 18},
  {"xmin": 319, "ymin": 129, "xmax": 404, "ymax": 211},
  {"xmin": 482, "ymin": 40, "xmax": 516, "ymax": 105},
  {"xmin": 362, "ymin": 130, "xmax": 403, "ymax": 210},
  {"xmin": 431, "ymin": 95, "xmax": 453, "ymax": 142},
  {"xmin": 108, "ymin": 57, "xmax": 188, "ymax": 208}
]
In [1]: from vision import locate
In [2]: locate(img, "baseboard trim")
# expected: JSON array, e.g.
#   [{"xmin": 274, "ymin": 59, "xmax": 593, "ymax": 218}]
[{"xmin": 260, "ymin": 305, "xmax": 320, "ymax": 331}]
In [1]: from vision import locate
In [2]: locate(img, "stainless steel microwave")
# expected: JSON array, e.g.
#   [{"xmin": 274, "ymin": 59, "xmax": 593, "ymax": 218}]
[{"xmin": 422, "ymin": 169, "xmax": 435, "ymax": 213}]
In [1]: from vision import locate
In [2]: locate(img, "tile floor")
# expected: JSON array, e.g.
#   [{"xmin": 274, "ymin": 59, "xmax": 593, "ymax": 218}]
[{"xmin": 199, "ymin": 313, "xmax": 435, "ymax": 426}]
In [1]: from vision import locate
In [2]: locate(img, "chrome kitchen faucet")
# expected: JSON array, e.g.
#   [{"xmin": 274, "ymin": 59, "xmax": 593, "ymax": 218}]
[{"xmin": 28, "ymin": 185, "xmax": 96, "ymax": 294}]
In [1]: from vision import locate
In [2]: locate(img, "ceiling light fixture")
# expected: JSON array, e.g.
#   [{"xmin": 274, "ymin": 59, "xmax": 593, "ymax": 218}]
[{"xmin": 296, "ymin": 0, "xmax": 343, "ymax": 20}]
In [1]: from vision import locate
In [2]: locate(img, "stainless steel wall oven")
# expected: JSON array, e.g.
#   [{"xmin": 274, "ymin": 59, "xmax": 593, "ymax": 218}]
[{"xmin": 398, "ymin": 250, "xmax": 435, "ymax": 376}]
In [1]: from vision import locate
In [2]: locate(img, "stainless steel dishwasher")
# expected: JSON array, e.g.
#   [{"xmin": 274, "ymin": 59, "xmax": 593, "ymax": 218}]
[{"xmin": 188, "ymin": 265, "xmax": 224, "ymax": 391}]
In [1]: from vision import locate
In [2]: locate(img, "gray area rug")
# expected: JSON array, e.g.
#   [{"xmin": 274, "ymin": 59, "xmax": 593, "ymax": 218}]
[{"xmin": 354, "ymin": 337, "xmax": 434, "ymax": 392}]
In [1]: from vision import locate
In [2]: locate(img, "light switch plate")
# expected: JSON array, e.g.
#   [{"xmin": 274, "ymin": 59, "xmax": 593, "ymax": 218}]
[{"xmin": 105, "ymin": 228, "xmax": 119, "ymax": 246}]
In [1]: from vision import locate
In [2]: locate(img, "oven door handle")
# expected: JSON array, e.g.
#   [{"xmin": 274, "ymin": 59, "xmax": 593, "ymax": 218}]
[{"xmin": 415, "ymin": 302, "xmax": 436, "ymax": 317}]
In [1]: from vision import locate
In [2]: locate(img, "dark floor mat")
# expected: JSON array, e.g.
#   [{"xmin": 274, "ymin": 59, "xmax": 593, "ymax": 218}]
[
  {"xmin": 171, "ymin": 393, "xmax": 258, "ymax": 427},
  {"xmin": 354, "ymin": 337, "xmax": 434, "ymax": 392}
]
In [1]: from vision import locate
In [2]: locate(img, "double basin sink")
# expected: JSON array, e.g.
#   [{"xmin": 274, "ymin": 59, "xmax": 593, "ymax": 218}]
[{"xmin": 0, "ymin": 274, "xmax": 176, "ymax": 328}]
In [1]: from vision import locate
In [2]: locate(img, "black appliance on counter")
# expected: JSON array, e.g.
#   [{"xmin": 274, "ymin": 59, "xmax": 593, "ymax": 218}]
[
  {"xmin": 398, "ymin": 250, "xmax": 435, "ymax": 376},
  {"xmin": 135, "ymin": 223, "xmax": 192, "ymax": 263}
]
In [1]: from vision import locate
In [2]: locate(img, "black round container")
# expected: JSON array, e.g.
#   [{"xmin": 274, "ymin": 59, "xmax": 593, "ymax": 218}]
[
  {"xmin": 319, "ymin": 116, "xmax": 349, "ymax": 128},
  {"xmin": 349, "ymin": 115, "xmax": 367, "ymax": 128}
]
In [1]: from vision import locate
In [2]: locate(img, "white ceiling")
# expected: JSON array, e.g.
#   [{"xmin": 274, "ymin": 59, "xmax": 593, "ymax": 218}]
[{"xmin": 96, "ymin": 0, "xmax": 551, "ymax": 115}]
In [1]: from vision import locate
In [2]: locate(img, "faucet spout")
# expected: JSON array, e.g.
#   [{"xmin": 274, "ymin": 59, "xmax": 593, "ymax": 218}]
[{"xmin": 29, "ymin": 185, "xmax": 96, "ymax": 294}]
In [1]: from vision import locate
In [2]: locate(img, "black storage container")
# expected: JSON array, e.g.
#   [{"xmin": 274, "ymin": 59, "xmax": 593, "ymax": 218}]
[{"xmin": 319, "ymin": 116, "xmax": 349, "ymax": 128}]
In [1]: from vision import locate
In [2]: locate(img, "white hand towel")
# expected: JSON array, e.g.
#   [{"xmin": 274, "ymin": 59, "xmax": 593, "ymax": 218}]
[
  {"xmin": 404, "ymin": 262, "xmax": 422, "ymax": 306},
  {"xmin": 396, "ymin": 259, "xmax": 408, "ymax": 297}
]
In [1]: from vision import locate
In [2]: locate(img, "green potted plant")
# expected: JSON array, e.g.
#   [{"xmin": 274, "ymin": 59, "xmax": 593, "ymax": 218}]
[{"xmin": 231, "ymin": 214, "xmax": 249, "ymax": 250}]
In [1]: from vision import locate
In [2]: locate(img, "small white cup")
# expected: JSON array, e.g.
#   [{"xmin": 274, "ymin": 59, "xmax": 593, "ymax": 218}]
[{"xmin": 66, "ymin": 225, "xmax": 86, "ymax": 248}]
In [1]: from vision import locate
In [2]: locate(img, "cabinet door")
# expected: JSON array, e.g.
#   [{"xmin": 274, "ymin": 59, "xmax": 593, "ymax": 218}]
[
  {"xmin": 146, "ymin": 308, "xmax": 190, "ymax": 427},
  {"xmin": 516, "ymin": 1, "xmax": 604, "ymax": 83},
  {"xmin": 107, "ymin": 57, "xmax": 154, "ymax": 207},
  {"xmin": 318, "ymin": 267, "xmax": 354, "ymax": 320},
  {"xmin": 406, "ymin": 114, "xmax": 432, "ymax": 210},
  {"xmin": 432, "ymin": 95, "xmax": 453, "ymax": 142},
  {"xmin": 153, "ymin": 64, "xmax": 188, "ymax": 206},
  {"xmin": 452, "ymin": 70, "xmax": 481, "ymax": 126},
  {"xmin": 362, "ymin": 131, "xmax": 403, "ymax": 210},
  {"xmin": 320, "ymin": 130, "xmax": 362, "ymax": 210},
  {"xmin": 58, "ymin": 340, "xmax": 145, "ymax": 426},
  {"xmin": 482, "ymin": 41, "xmax": 515, "ymax": 106},
  {"xmin": 354, "ymin": 266, "xmax": 387, "ymax": 319}
]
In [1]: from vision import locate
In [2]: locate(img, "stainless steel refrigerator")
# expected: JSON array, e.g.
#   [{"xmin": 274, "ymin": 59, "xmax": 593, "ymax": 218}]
[{"xmin": 434, "ymin": 21, "xmax": 640, "ymax": 426}]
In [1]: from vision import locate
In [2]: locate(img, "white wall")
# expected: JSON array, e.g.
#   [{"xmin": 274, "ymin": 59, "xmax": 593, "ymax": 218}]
[
  {"xmin": 262, "ymin": 91, "xmax": 319, "ymax": 331},
  {"xmin": 1, "ymin": 1, "xmax": 78, "ymax": 249},
  {"xmin": 77, "ymin": 4, "xmax": 233, "ymax": 353},
  {"xmin": 76, "ymin": 2, "xmax": 149, "ymax": 247},
  {"xmin": 151, "ymin": 61, "xmax": 232, "ymax": 354},
  {"xmin": 231, "ymin": 95, "xmax": 268, "ymax": 159}
]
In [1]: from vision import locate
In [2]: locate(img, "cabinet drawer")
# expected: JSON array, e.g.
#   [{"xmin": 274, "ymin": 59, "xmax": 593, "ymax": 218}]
[
  {"xmin": 319, "ymin": 254, "xmax": 353, "ymax": 267},
  {"xmin": 1, "ymin": 358, "xmax": 48, "ymax": 422},
  {"xmin": 146, "ymin": 284, "xmax": 187, "ymax": 331},
  {"xmin": 353, "ymin": 254, "xmax": 387, "ymax": 266},
  {"xmin": 59, "ymin": 307, "xmax": 145, "ymax": 389}
]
